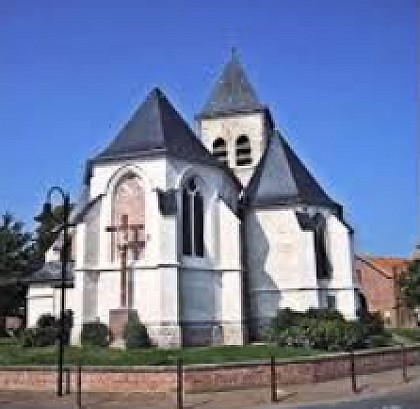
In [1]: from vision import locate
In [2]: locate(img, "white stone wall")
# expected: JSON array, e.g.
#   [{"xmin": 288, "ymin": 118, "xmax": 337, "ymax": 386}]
[
  {"xmin": 197, "ymin": 112, "xmax": 268, "ymax": 186},
  {"xmin": 246, "ymin": 207, "xmax": 357, "ymax": 336},
  {"xmin": 27, "ymin": 153, "xmax": 244, "ymax": 347},
  {"xmin": 26, "ymin": 286, "xmax": 55, "ymax": 327},
  {"xmin": 246, "ymin": 207, "xmax": 315, "ymax": 334},
  {"xmin": 324, "ymin": 214, "xmax": 357, "ymax": 320},
  {"xmin": 172, "ymin": 158, "xmax": 243, "ymax": 345}
]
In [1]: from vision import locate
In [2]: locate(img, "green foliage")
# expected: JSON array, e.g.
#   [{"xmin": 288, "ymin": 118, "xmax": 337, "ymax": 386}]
[
  {"xmin": 0, "ymin": 336, "xmax": 17, "ymax": 345},
  {"xmin": 21, "ymin": 326, "xmax": 58, "ymax": 347},
  {"xmin": 81, "ymin": 322, "xmax": 109, "ymax": 347},
  {"xmin": 267, "ymin": 308, "xmax": 390, "ymax": 351},
  {"xmin": 270, "ymin": 308, "xmax": 303, "ymax": 329},
  {"xmin": 22, "ymin": 313, "xmax": 58, "ymax": 347},
  {"xmin": 123, "ymin": 313, "xmax": 151, "ymax": 349},
  {"xmin": 368, "ymin": 333, "xmax": 393, "ymax": 348},
  {"xmin": 305, "ymin": 308, "xmax": 346, "ymax": 322},
  {"xmin": 398, "ymin": 260, "xmax": 420, "ymax": 309},
  {"xmin": 37, "ymin": 313, "xmax": 56, "ymax": 328},
  {"xmin": 32, "ymin": 204, "xmax": 73, "ymax": 269},
  {"xmin": 359, "ymin": 310, "xmax": 385, "ymax": 336},
  {"xmin": 0, "ymin": 213, "xmax": 33, "ymax": 317},
  {"xmin": 21, "ymin": 311, "xmax": 73, "ymax": 347},
  {"xmin": 0, "ymin": 344, "xmax": 319, "ymax": 366},
  {"xmin": 391, "ymin": 327, "xmax": 420, "ymax": 343}
]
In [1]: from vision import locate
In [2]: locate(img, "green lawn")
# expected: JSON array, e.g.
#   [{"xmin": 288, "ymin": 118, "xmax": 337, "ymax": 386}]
[
  {"xmin": 391, "ymin": 328, "xmax": 420, "ymax": 343},
  {"xmin": 0, "ymin": 342, "xmax": 320, "ymax": 366}
]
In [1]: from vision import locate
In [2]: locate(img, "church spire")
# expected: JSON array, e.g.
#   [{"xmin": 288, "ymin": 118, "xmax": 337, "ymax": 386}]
[{"xmin": 199, "ymin": 50, "xmax": 263, "ymax": 118}]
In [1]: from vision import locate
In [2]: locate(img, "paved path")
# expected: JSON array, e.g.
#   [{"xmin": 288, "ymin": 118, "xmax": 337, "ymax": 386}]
[
  {"xmin": 0, "ymin": 365, "xmax": 419, "ymax": 408},
  {"xmin": 255, "ymin": 382, "xmax": 420, "ymax": 408}
]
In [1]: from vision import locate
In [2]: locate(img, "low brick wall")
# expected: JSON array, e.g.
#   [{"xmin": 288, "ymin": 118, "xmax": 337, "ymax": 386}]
[{"xmin": 0, "ymin": 345, "xmax": 419, "ymax": 392}]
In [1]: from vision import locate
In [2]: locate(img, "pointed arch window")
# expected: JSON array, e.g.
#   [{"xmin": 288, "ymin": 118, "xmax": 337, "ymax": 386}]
[
  {"xmin": 212, "ymin": 138, "xmax": 228, "ymax": 166},
  {"xmin": 111, "ymin": 173, "xmax": 145, "ymax": 262},
  {"xmin": 182, "ymin": 177, "xmax": 204, "ymax": 257},
  {"xmin": 236, "ymin": 134, "xmax": 252, "ymax": 166}
]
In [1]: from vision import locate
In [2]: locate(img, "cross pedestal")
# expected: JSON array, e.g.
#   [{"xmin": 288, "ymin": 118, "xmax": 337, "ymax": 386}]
[
  {"xmin": 109, "ymin": 308, "xmax": 132, "ymax": 347},
  {"xmin": 106, "ymin": 215, "xmax": 145, "ymax": 346}
]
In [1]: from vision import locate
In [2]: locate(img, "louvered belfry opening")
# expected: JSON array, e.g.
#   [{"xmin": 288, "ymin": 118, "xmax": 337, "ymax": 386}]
[
  {"xmin": 236, "ymin": 134, "xmax": 252, "ymax": 166},
  {"xmin": 212, "ymin": 137, "xmax": 228, "ymax": 166}
]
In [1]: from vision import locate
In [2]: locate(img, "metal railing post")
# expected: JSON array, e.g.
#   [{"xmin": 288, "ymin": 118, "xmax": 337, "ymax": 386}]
[
  {"xmin": 350, "ymin": 349, "xmax": 357, "ymax": 393},
  {"xmin": 402, "ymin": 344, "xmax": 409, "ymax": 383},
  {"xmin": 76, "ymin": 363, "xmax": 82, "ymax": 408},
  {"xmin": 177, "ymin": 358, "xmax": 183, "ymax": 409},
  {"xmin": 65, "ymin": 367, "xmax": 71, "ymax": 394},
  {"xmin": 270, "ymin": 356, "xmax": 277, "ymax": 402}
]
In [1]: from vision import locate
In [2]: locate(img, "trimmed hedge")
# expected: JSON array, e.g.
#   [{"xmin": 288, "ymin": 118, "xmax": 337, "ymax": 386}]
[
  {"xmin": 81, "ymin": 322, "xmax": 109, "ymax": 347},
  {"xmin": 266, "ymin": 308, "xmax": 391, "ymax": 351},
  {"xmin": 123, "ymin": 313, "xmax": 150, "ymax": 349},
  {"xmin": 21, "ymin": 311, "xmax": 74, "ymax": 348},
  {"xmin": 392, "ymin": 327, "xmax": 420, "ymax": 343}
]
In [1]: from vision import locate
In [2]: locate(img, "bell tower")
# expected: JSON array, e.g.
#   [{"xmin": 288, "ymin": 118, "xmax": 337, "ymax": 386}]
[{"xmin": 196, "ymin": 50, "xmax": 274, "ymax": 186}]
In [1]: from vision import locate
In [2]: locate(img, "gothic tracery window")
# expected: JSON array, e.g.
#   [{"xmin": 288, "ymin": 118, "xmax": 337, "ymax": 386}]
[
  {"xmin": 212, "ymin": 138, "xmax": 228, "ymax": 166},
  {"xmin": 235, "ymin": 134, "xmax": 252, "ymax": 166},
  {"xmin": 112, "ymin": 173, "xmax": 145, "ymax": 261},
  {"xmin": 182, "ymin": 177, "xmax": 204, "ymax": 257}
]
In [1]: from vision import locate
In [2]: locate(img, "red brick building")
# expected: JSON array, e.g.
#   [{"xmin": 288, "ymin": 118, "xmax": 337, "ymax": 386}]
[{"xmin": 355, "ymin": 255, "xmax": 417, "ymax": 328}]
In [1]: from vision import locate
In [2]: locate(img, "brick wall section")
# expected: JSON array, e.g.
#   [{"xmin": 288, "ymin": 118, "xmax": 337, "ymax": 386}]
[
  {"xmin": 0, "ymin": 346, "xmax": 419, "ymax": 392},
  {"xmin": 355, "ymin": 256, "xmax": 413, "ymax": 327}
]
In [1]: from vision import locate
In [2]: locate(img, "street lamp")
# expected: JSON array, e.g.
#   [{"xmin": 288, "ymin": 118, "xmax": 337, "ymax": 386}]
[{"xmin": 41, "ymin": 186, "xmax": 71, "ymax": 397}]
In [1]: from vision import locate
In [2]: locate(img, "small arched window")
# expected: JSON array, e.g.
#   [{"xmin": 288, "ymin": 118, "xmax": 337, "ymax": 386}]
[
  {"xmin": 182, "ymin": 177, "xmax": 204, "ymax": 257},
  {"xmin": 212, "ymin": 138, "xmax": 228, "ymax": 166},
  {"xmin": 236, "ymin": 134, "xmax": 252, "ymax": 166}
]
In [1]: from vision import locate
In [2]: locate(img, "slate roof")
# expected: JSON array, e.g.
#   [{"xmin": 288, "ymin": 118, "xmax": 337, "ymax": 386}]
[
  {"xmin": 198, "ymin": 51, "xmax": 265, "ymax": 118},
  {"xmin": 93, "ymin": 88, "xmax": 230, "ymax": 174},
  {"xmin": 29, "ymin": 261, "xmax": 74, "ymax": 284},
  {"xmin": 244, "ymin": 131, "xmax": 340, "ymax": 211}
]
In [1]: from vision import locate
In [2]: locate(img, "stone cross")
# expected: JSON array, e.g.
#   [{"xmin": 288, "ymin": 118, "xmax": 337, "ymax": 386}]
[{"xmin": 106, "ymin": 215, "xmax": 145, "ymax": 308}]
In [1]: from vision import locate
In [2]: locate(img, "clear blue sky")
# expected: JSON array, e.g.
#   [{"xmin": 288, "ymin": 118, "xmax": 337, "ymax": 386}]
[{"xmin": 0, "ymin": 0, "xmax": 417, "ymax": 256}]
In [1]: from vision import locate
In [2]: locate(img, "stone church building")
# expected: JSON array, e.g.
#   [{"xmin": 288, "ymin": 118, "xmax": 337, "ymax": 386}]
[{"xmin": 28, "ymin": 54, "xmax": 359, "ymax": 347}]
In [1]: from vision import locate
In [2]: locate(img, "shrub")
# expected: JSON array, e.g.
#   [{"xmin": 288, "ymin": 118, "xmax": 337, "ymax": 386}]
[
  {"xmin": 33, "ymin": 326, "xmax": 58, "ymax": 347},
  {"xmin": 20, "ymin": 313, "xmax": 60, "ymax": 347},
  {"xmin": 305, "ymin": 308, "xmax": 345, "ymax": 322},
  {"xmin": 271, "ymin": 308, "xmax": 303, "ymax": 330},
  {"xmin": 81, "ymin": 322, "xmax": 109, "ymax": 347},
  {"xmin": 367, "ymin": 333, "xmax": 392, "ymax": 348},
  {"xmin": 20, "ymin": 326, "xmax": 58, "ymax": 347},
  {"xmin": 20, "ymin": 328, "xmax": 36, "ymax": 347},
  {"xmin": 37, "ymin": 313, "xmax": 57, "ymax": 329},
  {"xmin": 267, "ymin": 307, "xmax": 389, "ymax": 352},
  {"xmin": 392, "ymin": 327, "xmax": 420, "ymax": 342},
  {"xmin": 123, "ymin": 313, "xmax": 150, "ymax": 349},
  {"xmin": 360, "ymin": 311, "xmax": 385, "ymax": 336}
]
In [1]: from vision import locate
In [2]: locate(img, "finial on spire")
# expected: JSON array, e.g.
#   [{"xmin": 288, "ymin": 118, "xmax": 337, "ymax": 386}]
[{"xmin": 231, "ymin": 46, "xmax": 239, "ymax": 60}]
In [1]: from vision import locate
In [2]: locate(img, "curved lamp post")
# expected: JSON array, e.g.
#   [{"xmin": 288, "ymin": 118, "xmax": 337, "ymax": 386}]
[{"xmin": 41, "ymin": 186, "xmax": 71, "ymax": 397}]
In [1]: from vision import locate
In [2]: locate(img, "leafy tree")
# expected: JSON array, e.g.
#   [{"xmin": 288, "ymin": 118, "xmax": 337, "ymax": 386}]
[
  {"xmin": 398, "ymin": 260, "xmax": 420, "ymax": 309},
  {"xmin": 0, "ymin": 213, "xmax": 33, "ymax": 316},
  {"xmin": 32, "ymin": 204, "xmax": 69, "ymax": 270}
]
